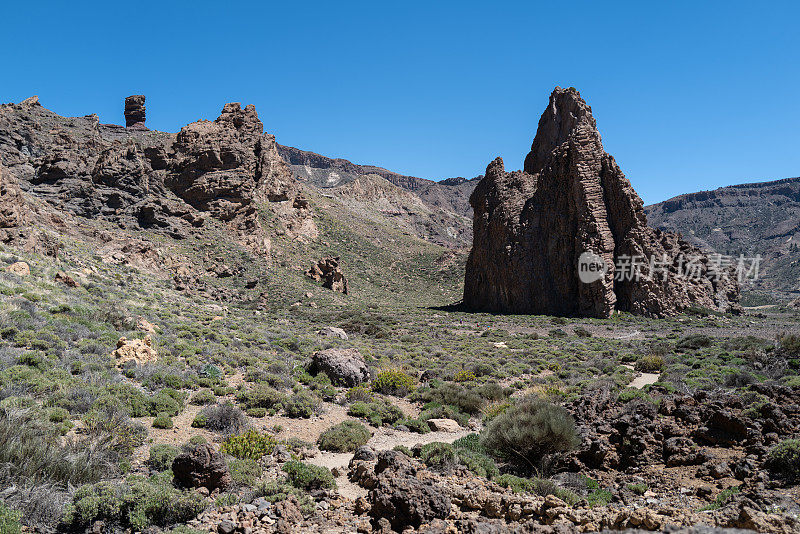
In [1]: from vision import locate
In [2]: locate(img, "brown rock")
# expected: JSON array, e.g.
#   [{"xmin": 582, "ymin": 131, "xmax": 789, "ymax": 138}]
[
  {"xmin": 426, "ymin": 418, "xmax": 461, "ymax": 432},
  {"xmin": 172, "ymin": 443, "xmax": 232, "ymax": 492},
  {"xmin": 0, "ymin": 164, "xmax": 26, "ymax": 241},
  {"xmin": 124, "ymin": 95, "xmax": 146, "ymax": 129},
  {"xmin": 5, "ymin": 261, "xmax": 30, "ymax": 276},
  {"xmin": 113, "ymin": 335, "xmax": 157, "ymax": 366},
  {"xmin": 54, "ymin": 271, "xmax": 78, "ymax": 287},
  {"xmin": 305, "ymin": 257, "xmax": 348, "ymax": 294},
  {"xmin": 309, "ymin": 347, "xmax": 369, "ymax": 387},
  {"xmin": 464, "ymin": 87, "xmax": 740, "ymax": 318}
]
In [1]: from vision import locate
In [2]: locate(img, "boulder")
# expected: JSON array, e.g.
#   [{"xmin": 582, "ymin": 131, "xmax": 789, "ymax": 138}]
[
  {"xmin": 464, "ymin": 87, "xmax": 740, "ymax": 318},
  {"xmin": 318, "ymin": 326, "xmax": 349, "ymax": 340},
  {"xmin": 5, "ymin": 261, "xmax": 30, "ymax": 276},
  {"xmin": 310, "ymin": 348, "xmax": 368, "ymax": 387},
  {"xmin": 426, "ymin": 418, "xmax": 461, "ymax": 432},
  {"xmin": 54, "ymin": 271, "xmax": 78, "ymax": 287},
  {"xmin": 172, "ymin": 443, "xmax": 232, "ymax": 492},
  {"xmin": 305, "ymin": 257, "xmax": 348, "ymax": 294},
  {"xmin": 113, "ymin": 336, "xmax": 157, "ymax": 366}
]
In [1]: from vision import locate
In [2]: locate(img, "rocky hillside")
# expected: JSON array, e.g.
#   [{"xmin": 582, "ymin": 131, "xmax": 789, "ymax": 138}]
[
  {"xmin": 646, "ymin": 177, "xmax": 800, "ymax": 297},
  {"xmin": 278, "ymin": 144, "xmax": 477, "ymax": 246}
]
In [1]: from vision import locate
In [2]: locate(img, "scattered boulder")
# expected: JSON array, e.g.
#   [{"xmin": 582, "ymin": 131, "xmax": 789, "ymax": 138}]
[
  {"xmin": 5, "ymin": 261, "xmax": 30, "ymax": 276},
  {"xmin": 309, "ymin": 347, "xmax": 368, "ymax": 387},
  {"xmin": 113, "ymin": 335, "xmax": 157, "ymax": 366},
  {"xmin": 318, "ymin": 326, "xmax": 349, "ymax": 340},
  {"xmin": 54, "ymin": 271, "xmax": 78, "ymax": 287},
  {"xmin": 172, "ymin": 443, "xmax": 232, "ymax": 492},
  {"xmin": 136, "ymin": 316, "xmax": 158, "ymax": 334},
  {"xmin": 464, "ymin": 87, "xmax": 740, "ymax": 318},
  {"xmin": 124, "ymin": 95, "xmax": 146, "ymax": 129},
  {"xmin": 306, "ymin": 257, "xmax": 348, "ymax": 294},
  {"xmin": 426, "ymin": 418, "xmax": 461, "ymax": 432}
]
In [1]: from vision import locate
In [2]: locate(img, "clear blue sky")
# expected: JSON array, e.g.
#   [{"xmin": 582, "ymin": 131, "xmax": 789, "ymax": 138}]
[{"xmin": 2, "ymin": 1, "xmax": 798, "ymax": 204}]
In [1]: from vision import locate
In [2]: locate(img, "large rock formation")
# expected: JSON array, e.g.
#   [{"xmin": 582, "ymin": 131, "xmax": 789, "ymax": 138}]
[
  {"xmin": 124, "ymin": 95, "xmax": 146, "ymax": 129},
  {"xmin": 464, "ymin": 87, "xmax": 740, "ymax": 318},
  {"xmin": 0, "ymin": 164, "xmax": 26, "ymax": 241}
]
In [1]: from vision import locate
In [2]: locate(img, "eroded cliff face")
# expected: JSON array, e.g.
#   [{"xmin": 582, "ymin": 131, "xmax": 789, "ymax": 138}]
[
  {"xmin": 464, "ymin": 87, "xmax": 740, "ymax": 318},
  {"xmin": 0, "ymin": 98, "xmax": 314, "ymax": 255}
]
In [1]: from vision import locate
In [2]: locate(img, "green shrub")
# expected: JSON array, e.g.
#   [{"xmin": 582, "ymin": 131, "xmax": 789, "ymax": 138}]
[
  {"xmin": 246, "ymin": 407, "xmax": 267, "ymax": 418},
  {"xmin": 372, "ymin": 369, "xmax": 415, "ymax": 396},
  {"xmin": 252, "ymin": 480, "xmax": 315, "ymax": 516},
  {"xmin": 393, "ymin": 445, "xmax": 412, "ymax": 456},
  {"xmin": 281, "ymin": 461, "xmax": 336, "ymax": 491},
  {"xmin": 419, "ymin": 403, "xmax": 469, "ymax": 427},
  {"xmin": 152, "ymin": 413, "xmax": 173, "ymax": 429},
  {"xmin": 780, "ymin": 335, "xmax": 800, "ymax": 357},
  {"xmin": 221, "ymin": 430, "xmax": 277, "ymax": 460},
  {"xmin": 480, "ymin": 397, "xmax": 579, "ymax": 472},
  {"xmin": 482, "ymin": 401, "xmax": 511, "ymax": 423},
  {"xmin": 453, "ymin": 370, "xmax": 476, "ymax": 383},
  {"xmin": 238, "ymin": 384, "xmax": 284, "ymax": 410},
  {"xmin": 412, "ymin": 382, "xmax": 484, "ymax": 415},
  {"xmin": 0, "ymin": 501, "xmax": 21, "ymax": 534},
  {"xmin": 348, "ymin": 399, "xmax": 404, "ymax": 426},
  {"xmin": 626, "ymin": 483, "xmax": 648, "ymax": 495},
  {"xmin": 765, "ymin": 439, "xmax": 800, "ymax": 482},
  {"xmin": 148, "ymin": 444, "xmax": 181, "ymax": 472},
  {"xmin": 700, "ymin": 486, "xmax": 740, "ymax": 511},
  {"xmin": 494, "ymin": 474, "xmax": 579, "ymax": 504},
  {"xmin": 283, "ymin": 391, "xmax": 318, "ymax": 418},
  {"xmin": 617, "ymin": 388, "xmax": 655, "ymax": 404},
  {"xmin": 345, "ymin": 385, "xmax": 374, "ymax": 403},
  {"xmin": 229, "ymin": 458, "xmax": 262, "ymax": 486},
  {"xmin": 635, "ymin": 354, "xmax": 664, "ymax": 372},
  {"xmin": 676, "ymin": 334, "xmax": 712, "ymax": 351},
  {"xmin": 395, "ymin": 417, "xmax": 430, "ymax": 434},
  {"xmin": 574, "ymin": 327, "xmax": 592, "ymax": 338},
  {"xmin": 190, "ymin": 389, "xmax": 216, "ymax": 406},
  {"xmin": 64, "ymin": 473, "xmax": 205, "ymax": 530},
  {"xmin": 196, "ymin": 403, "xmax": 248, "ymax": 434},
  {"xmin": 317, "ymin": 421, "xmax": 371, "ymax": 452}
]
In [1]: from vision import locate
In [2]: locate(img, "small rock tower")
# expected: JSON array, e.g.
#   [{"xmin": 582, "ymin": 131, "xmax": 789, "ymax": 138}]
[{"xmin": 124, "ymin": 95, "xmax": 146, "ymax": 129}]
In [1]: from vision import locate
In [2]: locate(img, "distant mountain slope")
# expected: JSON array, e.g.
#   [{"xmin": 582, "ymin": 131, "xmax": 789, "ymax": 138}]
[
  {"xmin": 277, "ymin": 145, "xmax": 478, "ymax": 245},
  {"xmin": 646, "ymin": 177, "xmax": 800, "ymax": 295}
]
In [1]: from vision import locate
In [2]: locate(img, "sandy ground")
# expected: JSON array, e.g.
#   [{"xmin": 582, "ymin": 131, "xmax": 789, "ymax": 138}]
[{"xmin": 623, "ymin": 364, "xmax": 660, "ymax": 389}]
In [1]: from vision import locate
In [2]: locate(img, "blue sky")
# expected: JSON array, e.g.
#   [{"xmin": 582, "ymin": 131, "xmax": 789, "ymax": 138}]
[{"xmin": 2, "ymin": 1, "xmax": 798, "ymax": 204}]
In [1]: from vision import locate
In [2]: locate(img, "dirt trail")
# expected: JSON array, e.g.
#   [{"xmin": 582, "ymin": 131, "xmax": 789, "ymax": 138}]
[
  {"xmin": 307, "ymin": 426, "xmax": 473, "ymax": 500},
  {"xmin": 623, "ymin": 364, "xmax": 660, "ymax": 389}
]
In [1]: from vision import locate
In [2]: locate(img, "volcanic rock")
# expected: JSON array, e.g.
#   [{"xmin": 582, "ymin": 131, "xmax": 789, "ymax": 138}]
[
  {"xmin": 113, "ymin": 335, "xmax": 157, "ymax": 366},
  {"xmin": 0, "ymin": 164, "xmax": 26, "ymax": 241},
  {"xmin": 306, "ymin": 256, "xmax": 348, "ymax": 293},
  {"xmin": 124, "ymin": 95, "xmax": 146, "ymax": 129},
  {"xmin": 464, "ymin": 87, "xmax": 740, "ymax": 318},
  {"xmin": 309, "ymin": 347, "xmax": 369, "ymax": 387},
  {"xmin": 172, "ymin": 443, "xmax": 232, "ymax": 492},
  {"xmin": 5, "ymin": 261, "xmax": 30, "ymax": 276}
]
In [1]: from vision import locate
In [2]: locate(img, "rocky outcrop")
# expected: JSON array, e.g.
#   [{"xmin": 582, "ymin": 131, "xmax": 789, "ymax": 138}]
[
  {"xmin": 306, "ymin": 257, "xmax": 348, "ymax": 294},
  {"xmin": 124, "ymin": 95, "xmax": 146, "ymax": 129},
  {"xmin": 464, "ymin": 87, "xmax": 740, "ymax": 318},
  {"xmin": 113, "ymin": 336, "xmax": 157, "ymax": 366},
  {"xmin": 309, "ymin": 348, "xmax": 369, "ymax": 387},
  {"xmin": 0, "ymin": 164, "xmax": 26, "ymax": 241},
  {"xmin": 172, "ymin": 443, "xmax": 232, "ymax": 492}
]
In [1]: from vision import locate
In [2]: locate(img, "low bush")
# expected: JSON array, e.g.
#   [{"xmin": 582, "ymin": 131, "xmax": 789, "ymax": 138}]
[
  {"xmin": 238, "ymin": 384, "xmax": 284, "ymax": 410},
  {"xmin": 348, "ymin": 399, "xmax": 404, "ymax": 426},
  {"xmin": 229, "ymin": 458, "xmax": 262, "ymax": 486},
  {"xmin": 635, "ymin": 354, "xmax": 664, "ymax": 372},
  {"xmin": 372, "ymin": 369, "xmax": 415, "ymax": 396},
  {"xmin": 221, "ymin": 429, "xmax": 277, "ymax": 460},
  {"xmin": 480, "ymin": 397, "xmax": 579, "ymax": 473},
  {"xmin": 283, "ymin": 391, "xmax": 318, "ymax": 418},
  {"xmin": 195, "ymin": 403, "xmax": 248, "ymax": 434},
  {"xmin": 189, "ymin": 389, "xmax": 216, "ymax": 406},
  {"xmin": 0, "ymin": 501, "xmax": 21, "ymax": 534},
  {"xmin": 252, "ymin": 480, "xmax": 315, "ymax": 516},
  {"xmin": 63, "ymin": 473, "xmax": 206, "ymax": 530},
  {"xmin": 317, "ymin": 420, "xmax": 371, "ymax": 452},
  {"xmin": 152, "ymin": 413, "xmax": 173, "ymax": 429},
  {"xmin": 676, "ymin": 334, "xmax": 712, "ymax": 351},
  {"xmin": 453, "ymin": 370, "xmax": 476, "ymax": 383},
  {"xmin": 780, "ymin": 335, "xmax": 800, "ymax": 357},
  {"xmin": 148, "ymin": 444, "xmax": 181, "ymax": 471},
  {"xmin": 345, "ymin": 385, "xmax": 374, "ymax": 403},
  {"xmin": 765, "ymin": 439, "xmax": 800, "ymax": 482},
  {"xmin": 281, "ymin": 461, "xmax": 336, "ymax": 491},
  {"xmin": 494, "ymin": 474, "xmax": 580, "ymax": 504},
  {"xmin": 412, "ymin": 382, "xmax": 484, "ymax": 415}
]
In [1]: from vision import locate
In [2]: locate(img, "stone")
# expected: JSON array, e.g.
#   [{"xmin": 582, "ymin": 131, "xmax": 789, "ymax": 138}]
[
  {"xmin": 426, "ymin": 418, "xmax": 461, "ymax": 432},
  {"xmin": 464, "ymin": 87, "xmax": 740, "ymax": 318},
  {"xmin": 172, "ymin": 443, "xmax": 232, "ymax": 492},
  {"xmin": 305, "ymin": 257, "xmax": 348, "ymax": 294},
  {"xmin": 113, "ymin": 336, "xmax": 157, "ymax": 366},
  {"xmin": 5, "ymin": 261, "xmax": 30, "ymax": 276},
  {"xmin": 309, "ymin": 347, "xmax": 369, "ymax": 387},
  {"xmin": 54, "ymin": 271, "xmax": 78, "ymax": 287},
  {"xmin": 318, "ymin": 326, "xmax": 349, "ymax": 340},
  {"xmin": 217, "ymin": 520, "xmax": 236, "ymax": 534},
  {"xmin": 0, "ymin": 164, "xmax": 26, "ymax": 240},
  {"xmin": 124, "ymin": 95, "xmax": 146, "ymax": 129}
]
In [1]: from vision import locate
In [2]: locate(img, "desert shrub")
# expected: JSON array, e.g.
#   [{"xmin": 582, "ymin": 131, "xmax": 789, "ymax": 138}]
[
  {"xmin": 494, "ymin": 474, "xmax": 580, "ymax": 504},
  {"xmin": 395, "ymin": 417, "xmax": 429, "ymax": 434},
  {"xmin": 635, "ymin": 354, "xmax": 664, "ymax": 372},
  {"xmin": 574, "ymin": 327, "xmax": 592, "ymax": 338},
  {"xmin": 676, "ymin": 334, "xmax": 712, "ymax": 351},
  {"xmin": 419, "ymin": 439, "xmax": 498, "ymax": 479},
  {"xmin": 419, "ymin": 403, "xmax": 470, "ymax": 427},
  {"xmin": 317, "ymin": 420, "xmax": 371, "ymax": 452},
  {"xmin": 475, "ymin": 382, "xmax": 509, "ymax": 402},
  {"xmin": 63, "ymin": 473, "xmax": 205, "ymax": 530},
  {"xmin": 420, "ymin": 442, "xmax": 458, "ymax": 469},
  {"xmin": 345, "ymin": 385, "xmax": 373, "ymax": 403},
  {"xmin": 281, "ymin": 461, "xmax": 336, "ymax": 491},
  {"xmin": 723, "ymin": 336, "xmax": 771, "ymax": 352},
  {"xmin": 412, "ymin": 382, "xmax": 484, "ymax": 415},
  {"xmin": 252, "ymin": 480, "xmax": 315, "ymax": 516},
  {"xmin": 617, "ymin": 388, "xmax": 654, "ymax": 404},
  {"xmin": 347, "ymin": 399, "xmax": 404, "ymax": 426},
  {"xmin": 283, "ymin": 391, "xmax": 318, "ymax": 418},
  {"xmin": 483, "ymin": 401, "xmax": 511, "ymax": 423},
  {"xmin": 626, "ymin": 483, "xmax": 648, "ymax": 495},
  {"xmin": 453, "ymin": 370, "xmax": 476, "ymax": 383},
  {"xmin": 190, "ymin": 389, "xmax": 216, "ymax": 406},
  {"xmin": 152, "ymin": 413, "xmax": 173, "ymax": 429},
  {"xmin": 765, "ymin": 439, "xmax": 800, "ymax": 482},
  {"xmin": 221, "ymin": 429, "xmax": 277, "ymax": 460},
  {"xmin": 700, "ymin": 486, "xmax": 740, "ymax": 511},
  {"xmin": 238, "ymin": 384, "xmax": 284, "ymax": 410},
  {"xmin": 480, "ymin": 397, "xmax": 579, "ymax": 472},
  {"xmin": 0, "ymin": 501, "xmax": 21, "ymax": 534},
  {"xmin": 229, "ymin": 458, "xmax": 262, "ymax": 486},
  {"xmin": 195, "ymin": 403, "xmax": 248, "ymax": 434},
  {"xmin": 246, "ymin": 407, "xmax": 267, "ymax": 418},
  {"xmin": 779, "ymin": 335, "xmax": 800, "ymax": 357},
  {"xmin": 372, "ymin": 369, "xmax": 415, "ymax": 396},
  {"xmin": 393, "ymin": 445, "xmax": 412, "ymax": 456},
  {"xmin": 82, "ymin": 409, "xmax": 147, "ymax": 458},
  {"xmin": 147, "ymin": 444, "xmax": 181, "ymax": 472}
]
